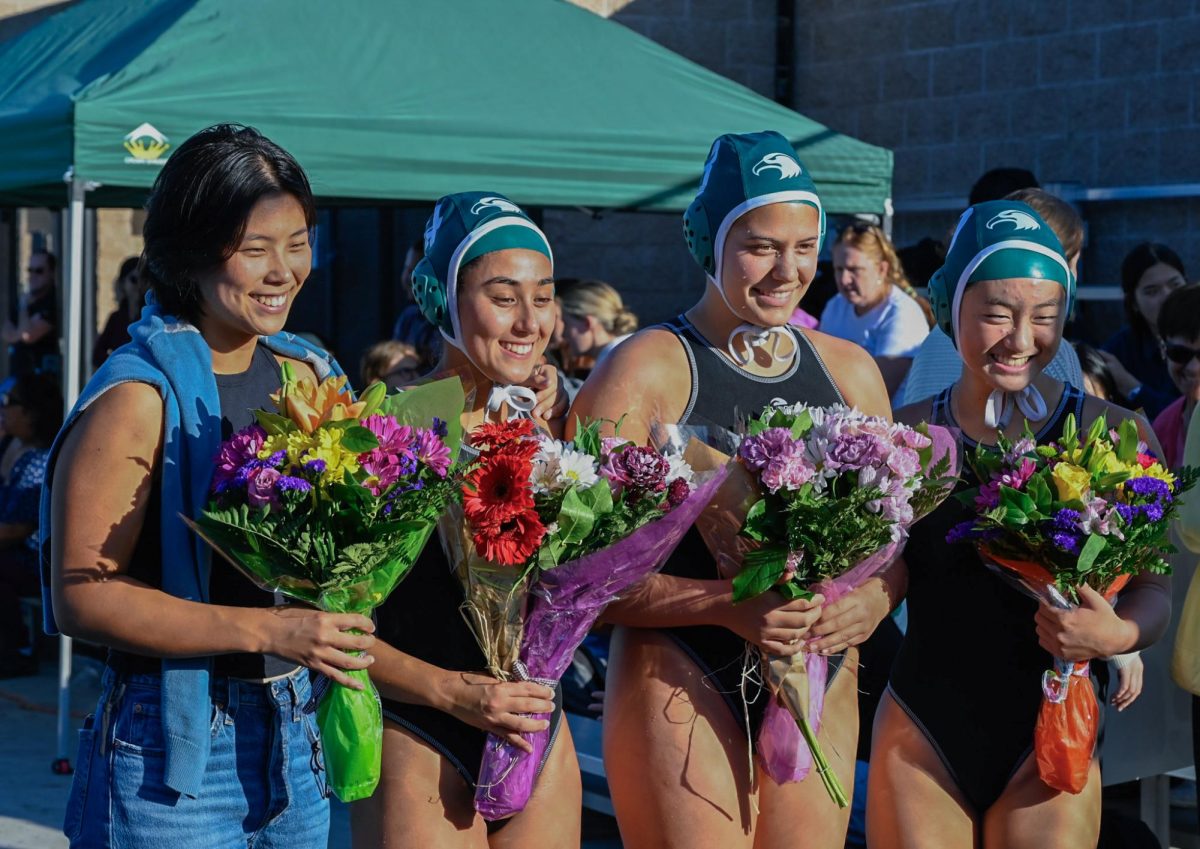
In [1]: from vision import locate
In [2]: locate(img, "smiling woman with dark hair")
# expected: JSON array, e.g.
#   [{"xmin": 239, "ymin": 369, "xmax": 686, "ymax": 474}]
[{"xmin": 43, "ymin": 124, "xmax": 371, "ymax": 849}]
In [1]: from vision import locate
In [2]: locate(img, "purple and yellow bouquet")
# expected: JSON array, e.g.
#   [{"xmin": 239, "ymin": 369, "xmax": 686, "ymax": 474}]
[
  {"xmin": 694, "ymin": 403, "xmax": 958, "ymax": 805},
  {"xmin": 188, "ymin": 368, "xmax": 465, "ymax": 801}
]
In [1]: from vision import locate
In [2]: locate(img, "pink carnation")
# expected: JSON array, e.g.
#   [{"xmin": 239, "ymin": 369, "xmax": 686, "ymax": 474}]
[
  {"xmin": 246, "ymin": 466, "xmax": 281, "ymax": 508},
  {"xmin": 761, "ymin": 441, "xmax": 815, "ymax": 493},
  {"xmin": 213, "ymin": 424, "xmax": 267, "ymax": 486}
]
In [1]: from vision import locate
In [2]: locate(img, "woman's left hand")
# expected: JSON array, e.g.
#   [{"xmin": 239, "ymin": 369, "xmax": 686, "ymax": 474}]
[
  {"xmin": 1034, "ymin": 584, "xmax": 1137, "ymax": 661},
  {"xmin": 806, "ymin": 577, "xmax": 892, "ymax": 655},
  {"xmin": 527, "ymin": 362, "xmax": 568, "ymax": 421}
]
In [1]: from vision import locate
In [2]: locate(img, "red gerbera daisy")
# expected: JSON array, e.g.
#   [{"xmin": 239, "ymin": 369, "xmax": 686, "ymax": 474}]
[
  {"xmin": 463, "ymin": 453, "xmax": 535, "ymax": 525},
  {"xmin": 470, "ymin": 419, "xmax": 537, "ymax": 453},
  {"xmin": 472, "ymin": 508, "xmax": 547, "ymax": 566}
]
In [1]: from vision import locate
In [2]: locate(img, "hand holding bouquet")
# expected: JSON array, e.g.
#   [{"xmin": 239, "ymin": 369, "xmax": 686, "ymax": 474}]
[
  {"xmin": 188, "ymin": 366, "xmax": 465, "ymax": 801},
  {"xmin": 950, "ymin": 413, "xmax": 1198, "ymax": 793},
  {"xmin": 696, "ymin": 403, "xmax": 958, "ymax": 804},
  {"xmin": 445, "ymin": 417, "xmax": 728, "ymax": 820}
]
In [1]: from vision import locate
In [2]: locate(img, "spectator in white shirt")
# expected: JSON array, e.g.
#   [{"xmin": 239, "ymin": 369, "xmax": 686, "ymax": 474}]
[{"xmin": 820, "ymin": 221, "xmax": 932, "ymax": 397}]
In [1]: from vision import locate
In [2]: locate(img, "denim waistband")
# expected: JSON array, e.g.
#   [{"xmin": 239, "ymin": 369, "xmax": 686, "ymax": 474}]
[{"xmin": 101, "ymin": 665, "xmax": 312, "ymax": 712}]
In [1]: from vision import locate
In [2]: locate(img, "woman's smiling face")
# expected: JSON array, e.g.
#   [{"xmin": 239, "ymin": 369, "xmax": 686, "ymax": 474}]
[
  {"xmin": 457, "ymin": 248, "xmax": 555, "ymax": 386},
  {"xmin": 956, "ymin": 277, "xmax": 1066, "ymax": 392},
  {"xmin": 718, "ymin": 202, "xmax": 820, "ymax": 327}
]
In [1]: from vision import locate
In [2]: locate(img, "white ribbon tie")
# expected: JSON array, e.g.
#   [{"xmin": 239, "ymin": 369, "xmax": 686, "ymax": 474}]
[
  {"xmin": 984, "ymin": 384, "xmax": 1048, "ymax": 430},
  {"xmin": 486, "ymin": 384, "xmax": 538, "ymax": 422}
]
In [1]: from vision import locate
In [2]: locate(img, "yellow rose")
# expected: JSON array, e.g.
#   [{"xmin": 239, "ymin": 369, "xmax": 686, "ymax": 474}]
[{"xmin": 1051, "ymin": 462, "xmax": 1091, "ymax": 503}]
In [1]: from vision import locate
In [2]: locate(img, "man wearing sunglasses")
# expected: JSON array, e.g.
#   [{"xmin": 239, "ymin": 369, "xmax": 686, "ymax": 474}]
[
  {"xmin": 2, "ymin": 249, "xmax": 60, "ymax": 378},
  {"xmin": 1151, "ymin": 283, "xmax": 1200, "ymax": 467}
]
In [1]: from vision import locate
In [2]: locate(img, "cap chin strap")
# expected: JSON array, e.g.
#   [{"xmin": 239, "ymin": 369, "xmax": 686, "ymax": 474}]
[
  {"xmin": 486, "ymin": 384, "xmax": 538, "ymax": 422},
  {"xmin": 726, "ymin": 323, "xmax": 797, "ymax": 367},
  {"xmin": 984, "ymin": 384, "xmax": 1048, "ymax": 429}
]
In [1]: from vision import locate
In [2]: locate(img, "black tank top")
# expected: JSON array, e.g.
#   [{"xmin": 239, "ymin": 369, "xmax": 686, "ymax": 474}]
[
  {"xmin": 117, "ymin": 344, "xmax": 294, "ymax": 679},
  {"xmin": 661, "ymin": 315, "xmax": 845, "ymax": 582}
]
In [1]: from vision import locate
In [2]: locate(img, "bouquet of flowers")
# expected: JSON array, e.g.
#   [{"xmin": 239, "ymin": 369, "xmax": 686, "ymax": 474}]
[
  {"xmin": 949, "ymin": 413, "xmax": 1198, "ymax": 793},
  {"xmin": 442, "ymin": 417, "xmax": 729, "ymax": 821},
  {"xmin": 689, "ymin": 403, "xmax": 958, "ymax": 805},
  {"xmin": 186, "ymin": 365, "xmax": 465, "ymax": 801}
]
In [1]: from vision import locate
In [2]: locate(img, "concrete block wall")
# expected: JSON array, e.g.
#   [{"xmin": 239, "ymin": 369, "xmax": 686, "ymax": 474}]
[
  {"xmin": 791, "ymin": 0, "xmax": 1200, "ymax": 288},
  {"xmin": 551, "ymin": 0, "xmax": 780, "ymax": 325}
]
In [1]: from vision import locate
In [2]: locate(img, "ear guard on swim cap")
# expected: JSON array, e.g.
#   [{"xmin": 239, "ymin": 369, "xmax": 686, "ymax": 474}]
[
  {"xmin": 932, "ymin": 200, "xmax": 1075, "ymax": 346},
  {"xmin": 683, "ymin": 130, "xmax": 825, "ymax": 294},
  {"xmin": 412, "ymin": 191, "xmax": 552, "ymax": 349},
  {"xmin": 411, "ymin": 256, "xmax": 451, "ymax": 336}
]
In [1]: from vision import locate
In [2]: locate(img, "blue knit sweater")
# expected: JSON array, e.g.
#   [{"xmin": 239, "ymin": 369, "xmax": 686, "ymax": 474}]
[{"xmin": 39, "ymin": 303, "xmax": 343, "ymax": 797}]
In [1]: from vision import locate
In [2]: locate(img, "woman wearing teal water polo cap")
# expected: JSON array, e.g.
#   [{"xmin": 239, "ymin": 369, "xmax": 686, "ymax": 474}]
[
  {"xmin": 567, "ymin": 131, "xmax": 893, "ymax": 848},
  {"xmin": 869, "ymin": 200, "xmax": 1172, "ymax": 848},
  {"xmin": 356, "ymin": 192, "xmax": 580, "ymax": 849}
]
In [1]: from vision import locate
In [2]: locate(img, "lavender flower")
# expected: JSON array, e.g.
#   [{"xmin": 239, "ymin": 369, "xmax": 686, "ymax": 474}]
[
  {"xmin": 739, "ymin": 428, "xmax": 795, "ymax": 472},
  {"xmin": 246, "ymin": 466, "xmax": 281, "ymax": 508},
  {"xmin": 276, "ymin": 475, "xmax": 312, "ymax": 495},
  {"xmin": 1126, "ymin": 476, "xmax": 1171, "ymax": 502},
  {"xmin": 213, "ymin": 425, "xmax": 267, "ymax": 488},
  {"xmin": 946, "ymin": 521, "xmax": 976, "ymax": 545}
]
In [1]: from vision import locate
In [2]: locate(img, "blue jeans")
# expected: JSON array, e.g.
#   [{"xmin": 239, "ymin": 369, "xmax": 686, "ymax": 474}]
[{"xmin": 64, "ymin": 666, "xmax": 329, "ymax": 848}]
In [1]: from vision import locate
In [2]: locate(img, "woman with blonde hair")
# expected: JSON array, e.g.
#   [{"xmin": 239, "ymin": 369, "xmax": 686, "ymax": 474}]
[
  {"xmin": 820, "ymin": 222, "xmax": 931, "ymax": 396},
  {"xmin": 558, "ymin": 278, "xmax": 638, "ymax": 373}
]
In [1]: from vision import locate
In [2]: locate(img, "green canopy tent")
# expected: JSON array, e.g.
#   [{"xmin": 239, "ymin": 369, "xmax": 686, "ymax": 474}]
[{"xmin": 0, "ymin": 0, "xmax": 891, "ymax": 770}]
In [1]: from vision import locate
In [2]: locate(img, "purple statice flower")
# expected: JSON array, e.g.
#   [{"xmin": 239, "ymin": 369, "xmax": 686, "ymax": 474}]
[
  {"xmin": 414, "ymin": 428, "xmax": 452, "ymax": 477},
  {"xmin": 275, "ymin": 475, "xmax": 312, "ymax": 496},
  {"xmin": 975, "ymin": 480, "xmax": 1002, "ymax": 511},
  {"xmin": 738, "ymin": 428, "xmax": 795, "ymax": 472},
  {"xmin": 360, "ymin": 415, "xmax": 418, "ymax": 496},
  {"xmin": 1126, "ymin": 476, "xmax": 1171, "ymax": 502},
  {"xmin": 612, "ymin": 446, "xmax": 669, "ymax": 495},
  {"xmin": 1115, "ymin": 502, "xmax": 1136, "ymax": 525},
  {"xmin": 1052, "ymin": 507, "xmax": 1082, "ymax": 531},
  {"xmin": 761, "ymin": 440, "xmax": 815, "ymax": 493},
  {"xmin": 266, "ymin": 450, "xmax": 288, "ymax": 468},
  {"xmin": 304, "ymin": 459, "xmax": 327, "ymax": 474},
  {"xmin": 1142, "ymin": 500, "xmax": 1165, "ymax": 522},
  {"xmin": 1049, "ymin": 530, "xmax": 1082, "ymax": 555},
  {"xmin": 946, "ymin": 520, "xmax": 977, "ymax": 545},
  {"xmin": 432, "ymin": 417, "xmax": 449, "ymax": 438},
  {"xmin": 212, "ymin": 424, "xmax": 267, "ymax": 488},
  {"xmin": 246, "ymin": 466, "xmax": 281, "ymax": 508},
  {"xmin": 666, "ymin": 477, "xmax": 691, "ymax": 509}
]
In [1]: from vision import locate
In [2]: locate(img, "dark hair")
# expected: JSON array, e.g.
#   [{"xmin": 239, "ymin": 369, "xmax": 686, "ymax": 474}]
[
  {"xmin": 6, "ymin": 372, "xmax": 64, "ymax": 448},
  {"xmin": 141, "ymin": 124, "xmax": 316, "ymax": 324},
  {"xmin": 1006, "ymin": 188, "xmax": 1083, "ymax": 262},
  {"xmin": 1157, "ymin": 284, "xmax": 1200, "ymax": 343},
  {"xmin": 1075, "ymin": 343, "xmax": 1126, "ymax": 407},
  {"xmin": 1120, "ymin": 242, "xmax": 1187, "ymax": 338},
  {"xmin": 969, "ymin": 168, "xmax": 1039, "ymax": 206}
]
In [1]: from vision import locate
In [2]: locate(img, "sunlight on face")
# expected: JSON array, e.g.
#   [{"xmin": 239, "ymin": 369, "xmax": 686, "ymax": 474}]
[
  {"xmin": 719, "ymin": 202, "xmax": 819, "ymax": 326},
  {"xmin": 457, "ymin": 248, "xmax": 555, "ymax": 386},
  {"xmin": 956, "ymin": 277, "xmax": 1065, "ymax": 392}
]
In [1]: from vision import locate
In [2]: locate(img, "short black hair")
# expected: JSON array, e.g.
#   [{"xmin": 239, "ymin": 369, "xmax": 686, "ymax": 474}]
[
  {"xmin": 141, "ymin": 124, "xmax": 316, "ymax": 324},
  {"xmin": 1075, "ymin": 343, "xmax": 1126, "ymax": 407},
  {"xmin": 1120, "ymin": 242, "xmax": 1187, "ymax": 338},
  {"xmin": 1157, "ymin": 284, "xmax": 1200, "ymax": 343},
  {"xmin": 969, "ymin": 167, "xmax": 1039, "ymax": 205}
]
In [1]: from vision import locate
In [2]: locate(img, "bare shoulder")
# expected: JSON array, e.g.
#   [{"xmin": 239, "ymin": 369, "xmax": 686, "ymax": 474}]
[
  {"xmin": 803, "ymin": 328, "xmax": 891, "ymax": 418},
  {"xmin": 569, "ymin": 325, "xmax": 691, "ymax": 439},
  {"xmin": 58, "ymin": 381, "xmax": 165, "ymax": 471}
]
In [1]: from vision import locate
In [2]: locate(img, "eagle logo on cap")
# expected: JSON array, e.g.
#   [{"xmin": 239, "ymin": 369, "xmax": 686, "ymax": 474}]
[
  {"xmin": 985, "ymin": 210, "xmax": 1040, "ymax": 232},
  {"xmin": 424, "ymin": 202, "xmax": 446, "ymax": 252},
  {"xmin": 751, "ymin": 152, "xmax": 802, "ymax": 180},
  {"xmin": 470, "ymin": 196, "xmax": 522, "ymax": 216}
]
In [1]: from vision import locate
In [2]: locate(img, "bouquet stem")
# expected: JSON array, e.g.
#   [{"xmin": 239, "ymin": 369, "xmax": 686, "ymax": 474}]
[{"xmin": 793, "ymin": 710, "xmax": 848, "ymax": 807}]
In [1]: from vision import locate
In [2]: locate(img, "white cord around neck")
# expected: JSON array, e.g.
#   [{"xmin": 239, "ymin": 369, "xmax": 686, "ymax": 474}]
[
  {"xmin": 725, "ymin": 323, "xmax": 797, "ymax": 367},
  {"xmin": 485, "ymin": 384, "xmax": 537, "ymax": 422},
  {"xmin": 983, "ymin": 384, "xmax": 1048, "ymax": 429}
]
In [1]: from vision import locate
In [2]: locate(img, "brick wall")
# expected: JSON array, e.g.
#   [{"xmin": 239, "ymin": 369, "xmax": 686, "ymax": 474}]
[
  {"xmin": 792, "ymin": 0, "xmax": 1200, "ymax": 291},
  {"xmin": 551, "ymin": 0, "xmax": 780, "ymax": 325}
]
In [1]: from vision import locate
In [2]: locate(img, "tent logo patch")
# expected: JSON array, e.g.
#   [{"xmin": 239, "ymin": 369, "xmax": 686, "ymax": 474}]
[
  {"xmin": 751, "ymin": 153, "xmax": 801, "ymax": 180},
  {"xmin": 123, "ymin": 123, "xmax": 171, "ymax": 165},
  {"xmin": 470, "ymin": 196, "xmax": 522, "ymax": 216},
  {"xmin": 985, "ymin": 210, "xmax": 1040, "ymax": 232}
]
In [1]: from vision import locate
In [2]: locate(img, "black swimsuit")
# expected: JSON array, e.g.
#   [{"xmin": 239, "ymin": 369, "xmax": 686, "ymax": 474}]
[
  {"xmin": 656, "ymin": 315, "xmax": 847, "ymax": 740},
  {"xmin": 374, "ymin": 451, "xmax": 564, "ymax": 808},
  {"xmin": 888, "ymin": 383, "xmax": 1107, "ymax": 813}
]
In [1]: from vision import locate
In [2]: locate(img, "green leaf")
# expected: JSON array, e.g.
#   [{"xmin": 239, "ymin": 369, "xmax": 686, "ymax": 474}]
[
  {"xmin": 788, "ymin": 408, "xmax": 813, "ymax": 439},
  {"xmin": 337, "ymin": 425, "xmax": 380, "ymax": 454},
  {"xmin": 741, "ymin": 498, "xmax": 777, "ymax": 542},
  {"xmin": 554, "ymin": 486, "xmax": 597, "ymax": 545},
  {"xmin": 732, "ymin": 547, "xmax": 788, "ymax": 602},
  {"xmin": 576, "ymin": 479, "xmax": 614, "ymax": 517},
  {"xmin": 999, "ymin": 485, "xmax": 1036, "ymax": 517},
  {"xmin": 1116, "ymin": 418, "xmax": 1140, "ymax": 464},
  {"xmin": 1075, "ymin": 533, "xmax": 1107, "ymax": 574},
  {"xmin": 1094, "ymin": 471, "xmax": 1131, "ymax": 490},
  {"xmin": 1026, "ymin": 474, "xmax": 1054, "ymax": 512},
  {"xmin": 1086, "ymin": 413, "xmax": 1109, "ymax": 445},
  {"xmin": 377, "ymin": 376, "xmax": 467, "ymax": 454},
  {"xmin": 777, "ymin": 581, "xmax": 814, "ymax": 601},
  {"xmin": 253, "ymin": 409, "xmax": 295, "ymax": 436},
  {"xmin": 573, "ymin": 418, "xmax": 603, "ymax": 459}
]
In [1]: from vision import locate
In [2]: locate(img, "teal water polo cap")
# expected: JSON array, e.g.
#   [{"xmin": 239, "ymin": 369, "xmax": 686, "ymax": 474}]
[
  {"xmin": 927, "ymin": 199, "xmax": 1075, "ymax": 428},
  {"xmin": 683, "ymin": 130, "xmax": 824, "ymax": 365},
  {"xmin": 412, "ymin": 191, "xmax": 553, "ymax": 352},
  {"xmin": 684, "ymin": 130, "xmax": 825, "ymax": 292},
  {"xmin": 929, "ymin": 199, "xmax": 1074, "ymax": 347}
]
